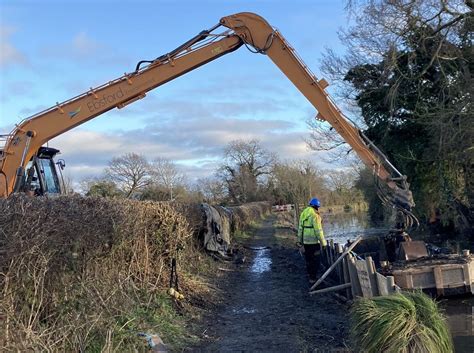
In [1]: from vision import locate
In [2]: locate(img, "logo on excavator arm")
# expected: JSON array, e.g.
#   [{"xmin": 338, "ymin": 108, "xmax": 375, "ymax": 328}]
[
  {"xmin": 211, "ymin": 46, "xmax": 223, "ymax": 55},
  {"xmin": 86, "ymin": 87, "xmax": 124, "ymax": 113},
  {"xmin": 68, "ymin": 106, "xmax": 82, "ymax": 119}
]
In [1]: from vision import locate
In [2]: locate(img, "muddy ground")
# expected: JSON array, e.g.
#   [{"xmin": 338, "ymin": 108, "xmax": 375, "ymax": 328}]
[{"xmin": 188, "ymin": 214, "xmax": 351, "ymax": 352}]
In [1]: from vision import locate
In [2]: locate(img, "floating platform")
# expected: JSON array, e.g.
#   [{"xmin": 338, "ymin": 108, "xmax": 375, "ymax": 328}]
[
  {"xmin": 319, "ymin": 238, "xmax": 474, "ymax": 299},
  {"xmin": 390, "ymin": 254, "xmax": 474, "ymax": 296}
]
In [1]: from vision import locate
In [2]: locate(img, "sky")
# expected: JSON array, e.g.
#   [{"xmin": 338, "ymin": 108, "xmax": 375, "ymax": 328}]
[{"xmin": 0, "ymin": 0, "xmax": 351, "ymax": 185}]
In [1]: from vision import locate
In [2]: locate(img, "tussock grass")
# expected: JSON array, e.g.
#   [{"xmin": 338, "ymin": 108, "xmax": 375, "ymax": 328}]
[{"xmin": 350, "ymin": 291, "xmax": 453, "ymax": 353}]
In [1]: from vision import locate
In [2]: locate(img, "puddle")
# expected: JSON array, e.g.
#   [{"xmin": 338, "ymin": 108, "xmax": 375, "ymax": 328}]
[
  {"xmin": 250, "ymin": 249, "xmax": 271, "ymax": 274},
  {"xmin": 232, "ymin": 307, "xmax": 257, "ymax": 314}
]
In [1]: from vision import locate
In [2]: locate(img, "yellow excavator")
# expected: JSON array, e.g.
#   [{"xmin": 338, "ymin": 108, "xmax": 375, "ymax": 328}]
[{"xmin": 0, "ymin": 12, "xmax": 417, "ymax": 227}]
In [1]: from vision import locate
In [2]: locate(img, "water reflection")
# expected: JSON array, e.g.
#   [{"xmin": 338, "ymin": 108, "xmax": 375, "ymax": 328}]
[
  {"xmin": 441, "ymin": 297, "xmax": 474, "ymax": 353},
  {"xmin": 250, "ymin": 249, "xmax": 271, "ymax": 274},
  {"xmin": 322, "ymin": 211, "xmax": 388, "ymax": 244}
]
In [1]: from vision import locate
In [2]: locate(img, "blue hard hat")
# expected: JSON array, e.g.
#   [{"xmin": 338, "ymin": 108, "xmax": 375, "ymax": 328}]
[{"xmin": 309, "ymin": 198, "xmax": 321, "ymax": 207}]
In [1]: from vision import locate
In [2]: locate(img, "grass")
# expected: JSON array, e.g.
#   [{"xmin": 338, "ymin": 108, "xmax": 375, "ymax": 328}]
[
  {"xmin": 350, "ymin": 291, "xmax": 453, "ymax": 353},
  {"xmin": 115, "ymin": 292, "xmax": 198, "ymax": 350},
  {"xmin": 233, "ymin": 220, "xmax": 261, "ymax": 241}
]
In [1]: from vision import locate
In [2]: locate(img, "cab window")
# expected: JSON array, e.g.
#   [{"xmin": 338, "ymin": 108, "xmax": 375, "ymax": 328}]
[
  {"xmin": 25, "ymin": 161, "xmax": 41, "ymax": 193},
  {"xmin": 38, "ymin": 158, "xmax": 60, "ymax": 194}
]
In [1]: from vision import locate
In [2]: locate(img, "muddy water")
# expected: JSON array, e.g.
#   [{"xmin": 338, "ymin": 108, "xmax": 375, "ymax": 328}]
[
  {"xmin": 322, "ymin": 211, "xmax": 388, "ymax": 244},
  {"xmin": 324, "ymin": 211, "xmax": 474, "ymax": 353}
]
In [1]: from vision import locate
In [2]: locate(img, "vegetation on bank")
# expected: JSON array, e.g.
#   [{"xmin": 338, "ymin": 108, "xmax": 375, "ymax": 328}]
[
  {"xmin": 81, "ymin": 140, "xmax": 365, "ymax": 215},
  {"xmin": 0, "ymin": 195, "xmax": 270, "ymax": 351}
]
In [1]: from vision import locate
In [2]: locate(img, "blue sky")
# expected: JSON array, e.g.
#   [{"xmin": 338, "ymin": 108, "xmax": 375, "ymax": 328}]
[{"xmin": 0, "ymin": 0, "xmax": 350, "ymax": 184}]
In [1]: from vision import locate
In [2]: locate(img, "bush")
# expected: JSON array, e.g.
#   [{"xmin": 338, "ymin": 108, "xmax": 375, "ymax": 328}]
[
  {"xmin": 0, "ymin": 196, "xmax": 272, "ymax": 351},
  {"xmin": 0, "ymin": 195, "xmax": 195, "ymax": 351}
]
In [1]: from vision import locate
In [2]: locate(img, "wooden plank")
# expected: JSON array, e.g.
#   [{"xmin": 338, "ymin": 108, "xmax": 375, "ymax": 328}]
[
  {"xmin": 309, "ymin": 236, "xmax": 362, "ymax": 291},
  {"xmin": 366, "ymin": 256, "xmax": 378, "ymax": 296},
  {"xmin": 309, "ymin": 282, "xmax": 351, "ymax": 295},
  {"xmin": 355, "ymin": 259, "xmax": 373, "ymax": 298},
  {"xmin": 433, "ymin": 266, "xmax": 444, "ymax": 296},
  {"xmin": 464, "ymin": 263, "xmax": 474, "ymax": 294},
  {"xmin": 329, "ymin": 239, "xmax": 335, "ymax": 266},
  {"xmin": 393, "ymin": 263, "xmax": 469, "ymax": 274},
  {"xmin": 348, "ymin": 254, "xmax": 363, "ymax": 297},
  {"xmin": 347, "ymin": 253, "xmax": 357, "ymax": 298},
  {"xmin": 343, "ymin": 256, "xmax": 351, "ymax": 299},
  {"xmin": 387, "ymin": 276, "xmax": 399, "ymax": 293},
  {"xmin": 441, "ymin": 267, "xmax": 465, "ymax": 287},
  {"xmin": 376, "ymin": 272, "xmax": 390, "ymax": 296},
  {"xmin": 336, "ymin": 243, "xmax": 344, "ymax": 284},
  {"xmin": 406, "ymin": 273, "xmax": 414, "ymax": 289}
]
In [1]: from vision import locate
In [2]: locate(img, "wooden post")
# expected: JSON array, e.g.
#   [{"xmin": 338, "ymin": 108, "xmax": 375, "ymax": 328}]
[
  {"xmin": 387, "ymin": 276, "xmax": 397, "ymax": 293},
  {"xmin": 309, "ymin": 236, "xmax": 362, "ymax": 291},
  {"xmin": 366, "ymin": 256, "xmax": 378, "ymax": 296},
  {"xmin": 348, "ymin": 253, "xmax": 362, "ymax": 297},
  {"xmin": 343, "ymin": 255, "xmax": 351, "ymax": 299},
  {"xmin": 433, "ymin": 267, "xmax": 445, "ymax": 296},
  {"xmin": 309, "ymin": 283, "xmax": 351, "ymax": 295},
  {"xmin": 336, "ymin": 243, "xmax": 344, "ymax": 284},
  {"xmin": 329, "ymin": 239, "xmax": 335, "ymax": 267},
  {"xmin": 322, "ymin": 240, "xmax": 329, "ymax": 268}
]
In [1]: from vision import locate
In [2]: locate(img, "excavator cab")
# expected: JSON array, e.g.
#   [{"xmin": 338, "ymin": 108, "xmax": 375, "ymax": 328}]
[{"xmin": 23, "ymin": 147, "xmax": 63, "ymax": 196}]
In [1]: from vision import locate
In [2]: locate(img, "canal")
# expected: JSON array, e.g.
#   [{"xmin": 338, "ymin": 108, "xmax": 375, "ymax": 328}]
[{"xmin": 323, "ymin": 211, "xmax": 474, "ymax": 353}]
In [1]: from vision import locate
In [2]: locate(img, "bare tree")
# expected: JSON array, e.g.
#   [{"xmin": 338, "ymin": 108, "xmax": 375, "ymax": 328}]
[
  {"xmin": 310, "ymin": 0, "xmax": 472, "ymax": 155},
  {"xmin": 149, "ymin": 157, "xmax": 185, "ymax": 201},
  {"xmin": 219, "ymin": 139, "xmax": 276, "ymax": 203},
  {"xmin": 105, "ymin": 153, "xmax": 150, "ymax": 198},
  {"xmin": 325, "ymin": 169, "xmax": 363, "ymax": 206},
  {"xmin": 196, "ymin": 177, "xmax": 226, "ymax": 204},
  {"xmin": 272, "ymin": 159, "xmax": 328, "ymax": 208},
  {"xmin": 61, "ymin": 173, "xmax": 75, "ymax": 195}
]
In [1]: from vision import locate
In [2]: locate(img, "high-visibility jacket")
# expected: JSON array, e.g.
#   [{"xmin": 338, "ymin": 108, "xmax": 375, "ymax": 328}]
[{"xmin": 298, "ymin": 206, "xmax": 327, "ymax": 246}]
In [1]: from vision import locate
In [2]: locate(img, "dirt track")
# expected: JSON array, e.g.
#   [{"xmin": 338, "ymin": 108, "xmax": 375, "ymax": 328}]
[{"xmin": 190, "ymin": 215, "xmax": 350, "ymax": 352}]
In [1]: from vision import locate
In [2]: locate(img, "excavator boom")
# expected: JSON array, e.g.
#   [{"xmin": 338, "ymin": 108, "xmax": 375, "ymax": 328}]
[{"xmin": 0, "ymin": 12, "xmax": 416, "ymax": 226}]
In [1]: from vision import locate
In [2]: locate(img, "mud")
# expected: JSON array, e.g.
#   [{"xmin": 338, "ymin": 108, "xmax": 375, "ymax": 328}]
[{"xmin": 189, "ymin": 215, "xmax": 350, "ymax": 352}]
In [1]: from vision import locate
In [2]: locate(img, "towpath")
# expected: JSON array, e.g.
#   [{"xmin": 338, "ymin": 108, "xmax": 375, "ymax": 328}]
[{"xmin": 190, "ymin": 214, "xmax": 350, "ymax": 352}]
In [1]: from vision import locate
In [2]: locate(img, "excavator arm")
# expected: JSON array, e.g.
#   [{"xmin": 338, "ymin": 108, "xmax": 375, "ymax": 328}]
[
  {"xmin": 0, "ymin": 12, "xmax": 417, "ymax": 226},
  {"xmin": 220, "ymin": 13, "xmax": 417, "ymax": 227}
]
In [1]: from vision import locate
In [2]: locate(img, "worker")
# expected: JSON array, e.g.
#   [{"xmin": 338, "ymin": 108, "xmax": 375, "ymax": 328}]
[{"xmin": 297, "ymin": 197, "xmax": 327, "ymax": 283}]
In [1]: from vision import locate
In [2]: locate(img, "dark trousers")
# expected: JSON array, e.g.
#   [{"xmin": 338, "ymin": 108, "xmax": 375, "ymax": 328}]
[{"xmin": 304, "ymin": 243, "xmax": 321, "ymax": 280}]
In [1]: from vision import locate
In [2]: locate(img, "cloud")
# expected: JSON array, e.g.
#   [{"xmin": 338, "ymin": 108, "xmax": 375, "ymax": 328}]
[
  {"xmin": 39, "ymin": 31, "xmax": 106, "ymax": 61},
  {"xmin": 0, "ymin": 25, "xmax": 28, "ymax": 68},
  {"xmin": 72, "ymin": 32, "xmax": 101, "ymax": 56},
  {"xmin": 47, "ymin": 109, "xmax": 333, "ymax": 184}
]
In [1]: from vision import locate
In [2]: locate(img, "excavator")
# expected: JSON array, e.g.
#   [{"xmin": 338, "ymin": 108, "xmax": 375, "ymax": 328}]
[{"xmin": 0, "ymin": 12, "xmax": 418, "ymax": 228}]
